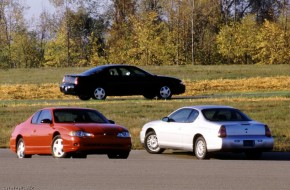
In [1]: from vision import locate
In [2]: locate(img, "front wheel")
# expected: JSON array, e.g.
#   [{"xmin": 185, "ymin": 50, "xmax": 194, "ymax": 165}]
[
  {"xmin": 194, "ymin": 137, "xmax": 210, "ymax": 160},
  {"xmin": 52, "ymin": 135, "xmax": 70, "ymax": 158},
  {"xmin": 158, "ymin": 86, "xmax": 172, "ymax": 99},
  {"xmin": 144, "ymin": 131, "xmax": 165, "ymax": 154},
  {"xmin": 16, "ymin": 138, "xmax": 32, "ymax": 158},
  {"xmin": 93, "ymin": 87, "xmax": 106, "ymax": 100}
]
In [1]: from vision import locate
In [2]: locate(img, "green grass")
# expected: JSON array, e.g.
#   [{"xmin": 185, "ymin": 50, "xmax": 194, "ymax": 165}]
[
  {"xmin": 0, "ymin": 65, "xmax": 289, "ymax": 151},
  {"xmin": 0, "ymin": 64, "xmax": 289, "ymax": 84},
  {"xmin": 1, "ymin": 98, "xmax": 289, "ymax": 151}
]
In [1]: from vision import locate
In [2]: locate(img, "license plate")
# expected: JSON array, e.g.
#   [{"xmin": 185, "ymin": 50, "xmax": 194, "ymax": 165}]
[{"xmin": 243, "ymin": 140, "xmax": 255, "ymax": 147}]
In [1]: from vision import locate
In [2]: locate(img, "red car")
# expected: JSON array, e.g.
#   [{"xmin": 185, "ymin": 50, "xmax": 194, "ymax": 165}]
[{"xmin": 10, "ymin": 107, "xmax": 132, "ymax": 159}]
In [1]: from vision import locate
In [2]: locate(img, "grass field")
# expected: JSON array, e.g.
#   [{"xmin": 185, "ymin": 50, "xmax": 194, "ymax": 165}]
[{"xmin": 0, "ymin": 64, "xmax": 289, "ymax": 151}]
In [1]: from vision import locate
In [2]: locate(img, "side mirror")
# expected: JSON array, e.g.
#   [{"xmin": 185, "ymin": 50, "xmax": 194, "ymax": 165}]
[
  {"xmin": 41, "ymin": 119, "xmax": 52, "ymax": 124},
  {"xmin": 108, "ymin": 120, "xmax": 115, "ymax": 124},
  {"xmin": 162, "ymin": 117, "xmax": 174, "ymax": 122}
]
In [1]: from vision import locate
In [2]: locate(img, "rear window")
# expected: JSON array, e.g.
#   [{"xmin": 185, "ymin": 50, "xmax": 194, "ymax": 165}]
[
  {"xmin": 53, "ymin": 109, "xmax": 108, "ymax": 123},
  {"xmin": 202, "ymin": 108, "xmax": 251, "ymax": 122}
]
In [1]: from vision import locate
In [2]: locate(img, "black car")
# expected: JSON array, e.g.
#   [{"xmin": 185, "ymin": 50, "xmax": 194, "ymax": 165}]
[{"xmin": 60, "ymin": 64, "xmax": 185, "ymax": 100}]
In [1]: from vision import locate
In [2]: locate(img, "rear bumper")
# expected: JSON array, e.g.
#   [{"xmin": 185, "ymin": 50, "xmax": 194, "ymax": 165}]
[
  {"xmin": 219, "ymin": 136, "xmax": 274, "ymax": 152},
  {"xmin": 60, "ymin": 83, "xmax": 77, "ymax": 95}
]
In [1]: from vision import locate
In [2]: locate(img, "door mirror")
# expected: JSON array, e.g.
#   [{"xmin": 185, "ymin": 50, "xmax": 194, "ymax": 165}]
[
  {"xmin": 41, "ymin": 119, "xmax": 52, "ymax": 124},
  {"xmin": 108, "ymin": 120, "xmax": 115, "ymax": 124},
  {"xmin": 162, "ymin": 117, "xmax": 175, "ymax": 122}
]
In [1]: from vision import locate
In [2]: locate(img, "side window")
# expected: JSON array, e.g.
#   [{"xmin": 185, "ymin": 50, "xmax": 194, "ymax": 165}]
[
  {"xmin": 31, "ymin": 111, "xmax": 41, "ymax": 124},
  {"xmin": 187, "ymin": 110, "xmax": 199, "ymax": 122},
  {"xmin": 169, "ymin": 109, "xmax": 193, "ymax": 123},
  {"xmin": 108, "ymin": 68, "xmax": 119, "ymax": 76},
  {"xmin": 36, "ymin": 110, "xmax": 52, "ymax": 124},
  {"xmin": 130, "ymin": 68, "xmax": 147, "ymax": 77},
  {"xmin": 119, "ymin": 67, "xmax": 132, "ymax": 76}
]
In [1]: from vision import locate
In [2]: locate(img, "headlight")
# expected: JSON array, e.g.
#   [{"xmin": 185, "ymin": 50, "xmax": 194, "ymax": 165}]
[
  {"xmin": 69, "ymin": 131, "xmax": 93, "ymax": 137},
  {"xmin": 117, "ymin": 132, "xmax": 131, "ymax": 138}
]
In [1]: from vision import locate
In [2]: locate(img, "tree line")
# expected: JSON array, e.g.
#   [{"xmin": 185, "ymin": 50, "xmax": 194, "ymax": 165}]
[{"xmin": 0, "ymin": 0, "xmax": 289, "ymax": 68}]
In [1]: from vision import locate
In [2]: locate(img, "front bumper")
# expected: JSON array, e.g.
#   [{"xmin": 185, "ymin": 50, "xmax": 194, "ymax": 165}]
[{"xmin": 62, "ymin": 135, "xmax": 132, "ymax": 154}]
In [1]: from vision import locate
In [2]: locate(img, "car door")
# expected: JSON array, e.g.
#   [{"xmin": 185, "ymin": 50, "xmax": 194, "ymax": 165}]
[
  {"xmin": 32, "ymin": 109, "xmax": 54, "ymax": 153},
  {"xmin": 178, "ymin": 109, "xmax": 200, "ymax": 150},
  {"xmin": 101, "ymin": 67, "xmax": 126, "ymax": 95},
  {"xmin": 157, "ymin": 108, "xmax": 194, "ymax": 149}
]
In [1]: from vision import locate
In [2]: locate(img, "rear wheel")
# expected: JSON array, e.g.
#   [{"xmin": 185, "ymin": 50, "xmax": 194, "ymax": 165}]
[
  {"xmin": 93, "ymin": 87, "xmax": 106, "ymax": 100},
  {"xmin": 158, "ymin": 86, "xmax": 172, "ymax": 99},
  {"xmin": 16, "ymin": 138, "xmax": 32, "ymax": 158},
  {"xmin": 144, "ymin": 131, "xmax": 165, "ymax": 154},
  {"xmin": 107, "ymin": 151, "xmax": 130, "ymax": 159},
  {"xmin": 52, "ymin": 135, "xmax": 70, "ymax": 158},
  {"xmin": 194, "ymin": 137, "xmax": 210, "ymax": 160}
]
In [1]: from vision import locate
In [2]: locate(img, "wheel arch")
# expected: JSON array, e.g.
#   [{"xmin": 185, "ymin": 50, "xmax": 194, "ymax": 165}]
[
  {"xmin": 145, "ymin": 128, "xmax": 156, "ymax": 136},
  {"xmin": 16, "ymin": 135, "xmax": 23, "ymax": 145},
  {"xmin": 193, "ymin": 134, "xmax": 204, "ymax": 148}
]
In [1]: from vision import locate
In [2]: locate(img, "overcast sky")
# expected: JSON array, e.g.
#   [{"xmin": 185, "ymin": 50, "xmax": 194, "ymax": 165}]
[{"xmin": 24, "ymin": 0, "xmax": 54, "ymax": 19}]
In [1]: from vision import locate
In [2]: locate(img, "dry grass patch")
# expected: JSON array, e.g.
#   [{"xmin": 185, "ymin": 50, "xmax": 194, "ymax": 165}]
[
  {"xmin": 184, "ymin": 76, "xmax": 290, "ymax": 96},
  {"xmin": 0, "ymin": 76, "xmax": 289, "ymax": 100}
]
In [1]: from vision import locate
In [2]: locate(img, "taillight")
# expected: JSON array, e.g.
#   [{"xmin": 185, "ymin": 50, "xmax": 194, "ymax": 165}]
[
  {"xmin": 74, "ymin": 77, "xmax": 78, "ymax": 85},
  {"xmin": 265, "ymin": 125, "xmax": 272, "ymax": 137},
  {"xmin": 62, "ymin": 77, "xmax": 65, "ymax": 83},
  {"xmin": 218, "ymin": 125, "xmax": 227, "ymax": 138}
]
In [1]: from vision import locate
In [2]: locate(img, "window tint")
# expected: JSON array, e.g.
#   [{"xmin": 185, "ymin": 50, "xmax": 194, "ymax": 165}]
[
  {"xmin": 169, "ymin": 108, "xmax": 193, "ymax": 123},
  {"xmin": 187, "ymin": 110, "xmax": 199, "ymax": 122},
  {"xmin": 53, "ymin": 109, "xmax": 108, "ymax": 123},
  {"xmin": 31, "ymin": 111, "xmax": 41, "ymax": 124},
  {"xmin": 108, "ymin": 68, "xmax": 119, "ymax": 76},
  {"xmin": 202, "ymin": 108, "xmax": 251, "ymax": 122},
  {"xmin": 36, "ymin": 110, "xmax": 52, "ymax": 124}
]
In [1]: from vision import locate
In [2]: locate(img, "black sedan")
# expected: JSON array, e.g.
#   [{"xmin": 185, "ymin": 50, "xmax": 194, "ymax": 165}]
[{"xmin": 60, "ymin": 64, "xmax": 185, "ymax": 100}]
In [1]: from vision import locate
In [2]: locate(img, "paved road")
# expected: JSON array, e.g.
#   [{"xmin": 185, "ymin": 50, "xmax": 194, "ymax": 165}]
[{"xmin": 0, "ymin": 149, "xmax": 289, "ymax": 190}]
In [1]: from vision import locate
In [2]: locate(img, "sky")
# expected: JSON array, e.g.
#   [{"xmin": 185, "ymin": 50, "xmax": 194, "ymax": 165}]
[{"xmin": 24, "ymin": 0, "xmax": 54, "ymax": 19}]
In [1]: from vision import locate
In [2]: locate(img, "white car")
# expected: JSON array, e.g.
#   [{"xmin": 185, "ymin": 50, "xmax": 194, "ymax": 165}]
[{"xmin": 140, "ymin": 105, "xmax": 274, "ymax": 160}]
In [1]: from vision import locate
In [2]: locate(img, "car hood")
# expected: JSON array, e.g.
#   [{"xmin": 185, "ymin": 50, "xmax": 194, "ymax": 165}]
[
  {"xmin": 154, "ymin": 75, "xmax": 182, "ymax": 82},
  {"xmin": 57, "ymin": 123, "xmax": 128, "ymax": 134}
]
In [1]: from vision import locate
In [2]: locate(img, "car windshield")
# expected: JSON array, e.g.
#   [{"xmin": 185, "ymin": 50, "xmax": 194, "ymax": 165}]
[
  {"xmin": 53, "ymin": 109, "xmax": 108, "ymax": 123},
  {"xmin": 201, "ymin": 108, "xmax": 251, "ymax": 122}
]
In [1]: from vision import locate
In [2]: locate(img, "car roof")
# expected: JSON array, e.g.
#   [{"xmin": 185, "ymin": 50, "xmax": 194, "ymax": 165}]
[{"xmin": 181, "ymin": 105, "xmax": 235, "ymax": 111}]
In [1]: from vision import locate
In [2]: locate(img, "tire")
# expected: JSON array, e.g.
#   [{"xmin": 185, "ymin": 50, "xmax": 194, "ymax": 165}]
[
  {"xmin": 93, "ymin": 87, "xmax": 107, "ymax": 100},
  {"xmin": 144, "ymin": 131, "xmax": 165, "ymax": 154},
  {"xmin": 78, "ymin": 95, "xmax": 90, "ymax": 101},
  {"xmin": 16, "ymin": 138, "xmax": 32, "ymax": 158},
  {"xmin": 245, "ymin": 151, "xmax": 262, "ymax": 160},
  {"xmin": 143, "ymin": 93, "xmax": 156, "ymax": 99},
  {"xmin": 158, "ymin": 86, "xmax": 172, "ymax": 99},
  {"xmin": 52, "ymin": 135, "xmax": 70, "ymax": 158},
  {"xmin": 107, "ymin": 151, "xmax": 130, "ymax": 159},
  {"xmin": 194, "ymin": 137, "xmax": 210, "ymax": 160}
]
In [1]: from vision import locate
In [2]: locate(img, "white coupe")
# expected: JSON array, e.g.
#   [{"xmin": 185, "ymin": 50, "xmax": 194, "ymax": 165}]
[{"xmin": 140, "ymin": 105, "xmax": 274, "ymax": 160}]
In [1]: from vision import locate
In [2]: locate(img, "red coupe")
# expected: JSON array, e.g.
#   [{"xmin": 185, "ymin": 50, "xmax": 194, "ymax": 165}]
[{"xmin": 10, "ymin": 107, "xmax": 132, "ymax": 159}]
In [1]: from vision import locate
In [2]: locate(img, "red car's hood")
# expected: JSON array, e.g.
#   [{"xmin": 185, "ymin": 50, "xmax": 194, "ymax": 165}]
[{"xmin": 56, "ymin": 123, "xmax": 128, "ymax": 134}]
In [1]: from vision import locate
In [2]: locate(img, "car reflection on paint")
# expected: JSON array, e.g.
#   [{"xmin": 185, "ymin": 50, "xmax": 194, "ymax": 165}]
[
  {"xmin": 140, "ymin": 105, "xmax": 274, "ymax": 160},
  {"xmin": 10, "ymin": 107, "xmax": 132, "ymax": 159}
]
